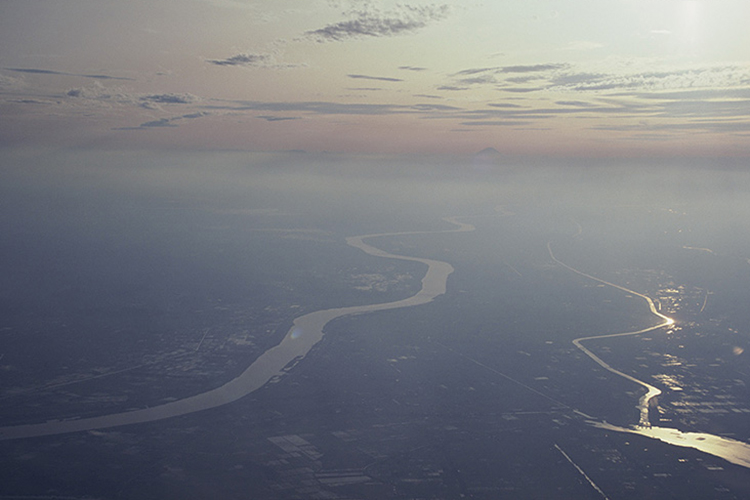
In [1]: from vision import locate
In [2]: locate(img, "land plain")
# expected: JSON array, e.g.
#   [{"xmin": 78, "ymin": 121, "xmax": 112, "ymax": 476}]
[{"xmin": 1, "ymin": 151, "xmax": 750, "ymax": 499}]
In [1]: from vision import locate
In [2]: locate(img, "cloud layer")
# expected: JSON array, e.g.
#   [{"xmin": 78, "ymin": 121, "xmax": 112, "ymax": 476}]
[
  {"xmin": 305, "ymin": 5, "xmax": 449, "ymax": 42},
  {"xmin": 207, "ymin": 53, "xmax": 271, "ymax": 67}
]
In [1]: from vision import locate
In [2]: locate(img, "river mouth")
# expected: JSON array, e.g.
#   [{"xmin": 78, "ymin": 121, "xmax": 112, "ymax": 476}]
[{"xmin": 592, "ymin": 421, "xmax": 750, "ymax": 469}]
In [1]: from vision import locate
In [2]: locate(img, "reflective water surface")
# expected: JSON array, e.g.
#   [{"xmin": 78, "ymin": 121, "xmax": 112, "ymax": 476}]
[
  {"xmin": 0, "ymin": 219, "xmax": 472, "ymax": 441},
  {"xmin": 593, "ymin": 421, "xmax": 750, "ymax": 469}
]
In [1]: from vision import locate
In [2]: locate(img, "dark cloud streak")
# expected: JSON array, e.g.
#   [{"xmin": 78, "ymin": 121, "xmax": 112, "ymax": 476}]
[
  {"xmin": 5, "ymin": 68, "xmax": 133, "ymax": 81},
  {"xmin": 347, "ymin": 74, "xmax": 403, "ymax": 82},
  {"xmin": 500, "ymin": 63, "xmax": 569, "ymax": 73},
  {"xmin": 257, "ymin": 115, "xmax": 301, "ymax": 122},
  {"xmin": 114, "ymin": 112, "xmax": 210, "ymax": 131},
  {"xmin": 141, "ymin": 93, "xmax": 200, "ymax": 105},
  {"xmin": 207, "ymin": 53, "xmax": 270, "ymax": 67}
]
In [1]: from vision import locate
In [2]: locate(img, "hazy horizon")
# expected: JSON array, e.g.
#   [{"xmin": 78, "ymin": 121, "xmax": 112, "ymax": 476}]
[{"xmin": 3, "ymin": 2, "xmax": 750, "ymax": 499}]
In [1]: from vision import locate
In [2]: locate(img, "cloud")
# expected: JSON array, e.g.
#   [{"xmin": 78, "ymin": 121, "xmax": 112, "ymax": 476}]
[
  {"xmin": 411, "ymin": 103, "xmax": 461, "ymax": 111},
  {"xmin": 205, "ymin": 99, "xmax": 466, "ymax": 121},
  {"xmin": 399, "ymin": 66, "xmax": 428, "ymax": 72},
  {"xmin": 0, "ymin": 72, "xmax": 25, "ymax": 91},
  {"xmin": 5, "ymin": 67, "xmax": 133, "ymax": 81},
  {"xmin": 459, "ymin": 120, "xmax": 529, "ymax": 127},
  {"xmin": 445, "ymin": 63, "xmax": 750, "ymax": 102},
  {"xmin": 347, "ymin": 74, "xmax": 403, "ymax": 82},
  {"xmin": 450, "ymin": 63, "xmax": 570, "ymax": 88},
  {"xmin": 548, "ymin": 65, "xmax": 750, "ymax": 93},
  {"xmin": 65, "ymin": 83, "xmax": 140, "ymax": 106},
  {"xmin": 456, "ymin": 74, "xmax": 497, "ymax": 86},
  {"xmin": 549, "ymin": 72, "xmax": 607, "ymax": 87},
  {"xmin": 593, "ymin": 120, "xmax": 750, "ymax": 135},
  {"xmin": 9, "ymin": 98, "xmax": 57, "ymax": 105},
  {"xmin": 454, "ymin": 64, "xmax": 567, "ymax": 77},
  {"xmin": 446, "ymin": 100, "xmax": 654, "ymax": 127},
  {"xmin": 64, "ymin": 85, "xmax": 206, "ymax": 112},
  {"xmin": 555, "ymin": 100, "xmax": 598, "ymax": 108},
  {"xmin": 114, "ymin": 111, "xmax": 210, "ymax": 131},
  {"xmin": 305, "ymin": 4, "xmax": 449, "ymax": 42},
  {"xmin": 488, "ymin": 103, "xmax": 525, "ymax": 109},
  {"xmin": 140, "ymin": 93, "xmax": 200, "ymax": 104},
  {"xmin": 208, "ymin": 100, "xmax": 407, "ymax": 116},
  {"xmin": 181, "ymin": 112, "xmax": 210, "ymax": 119},
  {"xmin": 138, "ymin": 118, "xmax": 177, "ymax": 128},
  {"xmin": 206, "ymin": 51, "xmax": 305, "ymax": 70},
  {"xmin": 627, "ymin": 88, "xmax": 750, "ymax": 101},
  {"xmin": 500, "ymin": 63, "xmax": 569, "ymax": 73},
  {"xmin": 505, "ymin": 76, "xmax": 540, "ymax": 84},
  {"xmin": 453, "ymin": 67, "xmax": 500, "ymax": 76},
  {"xmin": 257, "ymin": 115, "xmax": 301, "ymax": 122},
  {"xmin": 207, "ymin": 53, "xmax": 271, "ymax": 67},
  {"xmin": 500, "ymin": 87, "xmax": 545, "ymax": 93}
]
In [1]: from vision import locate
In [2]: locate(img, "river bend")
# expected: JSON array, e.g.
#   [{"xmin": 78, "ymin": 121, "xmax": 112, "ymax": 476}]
[{"xmin": 0, "ymin": 218, "xmax": 473, "ymax": 441}]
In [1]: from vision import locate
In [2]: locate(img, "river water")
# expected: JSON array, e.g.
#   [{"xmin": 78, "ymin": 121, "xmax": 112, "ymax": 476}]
[
  {"xmin": 0, "ymin": 218, "xmax": 472, "ymax": 441},
  {"xmin": 593, "ymin": 422, "xmax": 750, "ymax": 469},
  {"xmin": 4, "ymin": 216, "xmax": 750, "ymax": 473},
  {"xmin": 549, "ymin": 239, "xmax": 750, "ymax": 470}
]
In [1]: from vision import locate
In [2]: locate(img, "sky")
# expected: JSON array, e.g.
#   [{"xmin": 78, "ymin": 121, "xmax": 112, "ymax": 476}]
[{"xmin": 2, "ymin": 0, "xmax": 750, "ymax": 157}]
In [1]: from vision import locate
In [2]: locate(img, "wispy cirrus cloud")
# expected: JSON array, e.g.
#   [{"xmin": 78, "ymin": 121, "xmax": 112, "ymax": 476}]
[
  {"xmin": 0, "ymin": 72, "xmax": 25, "ymax": 91},
  {"xmin": 140, "ymin": 93, "xmax": 201, "ymax": 104},
  {"xmin": 206, "ymin": 52, "xmax": 305, "ymax": 69},
  {"xmin": 65, "ymin": 85, "xmax": 203, "ymax": 110},
  {"xmin": 453, "ymin": 64, "xmax": 568, "ymax": 77},
  {"xmin": 500, "ymin": 64, "xmax": 569, "ymax": 73},
  {"xmin": 138, "ymin": 93, "xmax": 202, "ymax": 109},
  {"xmin": 443, "ymin": 61, "xmax": 750, "ymax": 100},
  {"xmin": 436, "ymin": 85, "xmax": 468, "ymax": 92},
  {"xmin": 453, "ymin": 67, "xmax": 500, "ymax": 76},
  {"xmin": 347, "ymin": 74, "xmax": 403, "ymax": 82},
  {"xmin": 593, "ymin": 120, "xmax": 750, "ymax": 135},
  {"xmin": 257, "ymin": 115, "xmax": 301, "ymax": 122},
  {"xmin": 548, "ymin": 65, "xmax": 750, "ymax": 93},
  {"xmin": 305, "ymin": 4, "xmax": 449, "ymax": 42},
  {"xmin": 449, "ymin": 63, "xmax": 570, "ymax": 88},
  {"xmin": 205, "ymin": 99, "xmax": 460, "ymax": 117},
  {"xmin": 114, "ymin": 111, "xmax": 210, "ymax": 131},
  {"xmin": 5, "ymin": 67, "xmax": 134, "ymax": 81},
  {"xmin": 459, "ymin": 120, "xmax": 530, "ymax": 127},
  {"xmin": 207, "ymin": 53, "xmax": 271, "ymax": 67}
]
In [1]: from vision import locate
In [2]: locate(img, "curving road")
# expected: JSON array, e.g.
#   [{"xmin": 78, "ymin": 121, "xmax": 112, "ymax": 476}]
[{"xmin": 0, "ymin": 217, "xmax": 474, "ymax": 441}]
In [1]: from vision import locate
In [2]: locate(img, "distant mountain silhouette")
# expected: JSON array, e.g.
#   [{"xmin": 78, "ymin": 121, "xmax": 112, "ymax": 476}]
[
  {"xmin": 475, "ymin": 147, "xmax": 502, "ymax": 158},
  {"xmin": 472, "ymin": 148, "xmax": 504, "ymax": 167}
]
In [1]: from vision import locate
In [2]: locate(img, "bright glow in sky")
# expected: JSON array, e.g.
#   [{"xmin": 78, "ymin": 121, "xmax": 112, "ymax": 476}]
[{"xmin": 2, "ymin": 0, "xmax": 750, "ymax": 156}]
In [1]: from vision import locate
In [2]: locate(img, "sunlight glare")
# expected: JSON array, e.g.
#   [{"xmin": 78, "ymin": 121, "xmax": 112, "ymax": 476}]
[{"xmin": 679, "ymin": 0, "xmax": 702, "ymax": 47}]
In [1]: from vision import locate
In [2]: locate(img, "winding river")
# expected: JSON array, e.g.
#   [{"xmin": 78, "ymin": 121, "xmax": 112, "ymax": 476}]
[
  {"xmin": 0, "ymin": 218, "xmax": 474, "ymax": 441},
  {"xmin": 548, "ymin": 240, "xmax": 750, "ymax": 469},
  {"xmin": 5, "ymin": 214, "xmax": 750, "ymax": 471}
]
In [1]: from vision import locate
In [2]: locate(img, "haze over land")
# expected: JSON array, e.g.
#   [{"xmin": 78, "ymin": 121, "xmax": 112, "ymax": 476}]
[{"xmin": 2, "ymin": 1, "xmax": 750, "ymax": 499}]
